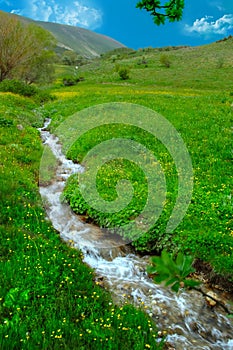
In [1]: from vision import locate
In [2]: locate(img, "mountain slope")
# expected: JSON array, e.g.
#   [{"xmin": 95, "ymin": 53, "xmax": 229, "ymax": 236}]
[
  {"xmin": 5, "ymin": 11, "xmax": 126, "ymax": 57},
  {"xmin": 34, "ymin": 21, "xmax": 126, "ymax": 57}
]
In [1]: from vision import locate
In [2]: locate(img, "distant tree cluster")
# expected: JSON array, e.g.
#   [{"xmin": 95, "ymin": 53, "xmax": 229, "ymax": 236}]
[
  {"xmin": 136, "ymin": 0, "xmax": 185, "ymax": 25},
  {"xmin": 61, "ymin": 50, "xmax": 88, "ymax": 66},
  {"xmin": 0, "ymin": 11, "xmax": 56, "ymax": 84}
]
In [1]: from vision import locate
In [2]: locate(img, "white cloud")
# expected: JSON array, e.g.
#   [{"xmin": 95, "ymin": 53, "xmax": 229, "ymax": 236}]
[
  {"xmin": 11, "ymin": 0, "xmax": 102, "ymax": 30},
  {"xmin": 52, "ymin": 1, "xmax": 102, "ymax": 28},
  {"xmin": 185, "ymin": 14, "xmax": 233, "ymax": 36}
]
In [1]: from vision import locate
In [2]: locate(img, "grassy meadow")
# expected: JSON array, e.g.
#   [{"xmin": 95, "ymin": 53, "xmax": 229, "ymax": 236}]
[{"xmin": 0, "ymin": 37, "xmax": 232, "ymax": 348}]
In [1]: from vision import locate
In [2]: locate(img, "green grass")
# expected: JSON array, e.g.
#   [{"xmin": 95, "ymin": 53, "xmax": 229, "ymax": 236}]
[
  {"xmin": 0, "ymin": 93, "xmax": 162, "ymax": 349},
  {"xmin": 43, "ymin": 38, "xmax": 233, "ymax": 279},
  {"xmin": 51, "ymin": 84, "xmax": 232, "ymax": 278},
  {"xmin": 1, "ymin": 37, "xmax": 233, "ymax": 348},
  {"xmin": 70, "ymin": 36, "xmax": 233, "ymax": 91}
]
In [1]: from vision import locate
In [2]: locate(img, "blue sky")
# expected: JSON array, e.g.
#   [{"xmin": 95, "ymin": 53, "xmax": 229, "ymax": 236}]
[{"xmin": 0, "ymin": 1, "xmax": 233, "ymax": 48}]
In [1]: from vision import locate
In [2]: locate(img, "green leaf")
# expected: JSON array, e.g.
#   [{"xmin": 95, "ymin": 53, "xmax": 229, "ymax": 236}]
[
  {"xmin": 175, "ymin": 251, "xmax": 185, "ymax": 269},
  {"xmin": 161, "ymin": 250, "xmax": 173, "ymax": 267},
  {"xmin": 147, "ymin": 250, "xmax": 199, "ymax": 293},
  {"xmin": 147, "ymin": 265, "xmax": 157, "ymax": 275},
  {"xmin": 184, "ymin": 279, "xmax": 201, "ymax": 288},
  {"xmin": 164, "ymin": 277, "xmax": 179, "ymax": 287},
  {"xmin": 154, "ymin": 273, "xmax": 170, "ymax": 283},
  {"xmin": 171, "ymin": 282, "xmax": 180, "ymax": 292},
  {"xmin": 180, "ymin": 255, "xmax": 195, "ymax": 277}
]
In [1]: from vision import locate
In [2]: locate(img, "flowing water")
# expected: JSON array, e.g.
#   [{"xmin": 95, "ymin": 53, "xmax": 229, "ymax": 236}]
[{"xmin": 39, "ymin": 119, "xmax": 233, "ymax": 350}]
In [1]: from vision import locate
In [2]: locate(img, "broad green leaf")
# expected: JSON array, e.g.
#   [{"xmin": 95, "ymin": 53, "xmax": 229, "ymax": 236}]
[
  {"xmin": 171, "ymin": 282, "xmax": 180, "ymax": 293},
  {"xmin": 184, "ymin": 279, "xmax": 201, "ymax": 288},
  {"xmin": 175, "ymin": 251, "xmax": 185, "ymax": 269},
  {"xmin": 147, "ymin": 265, "xmax": 157, "ymax": 275},
  {"xmin": 161, "ymin": 250, "xmax": 173, "ymax": 267},
  {"xmin": 165, "ymin": 277, "xmax": 179, "ymax": 287},
  {"xmin": 154, "ymin": 273, "xmax": 170, "ymax": 283}
]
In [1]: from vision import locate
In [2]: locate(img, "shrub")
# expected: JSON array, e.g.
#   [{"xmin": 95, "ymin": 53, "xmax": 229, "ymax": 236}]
[
  {"xmin": 35, "ymin": 90, "xmax": 56, "ymax": 103},
  {"xmin": 160, "ymin": 54, "xmax": 171, "ymax": 68},
  {"xmin": 0, "ymin": 79, "xmax": 37, "ymax": 97},
  {"xmin": 216, "ymin": 57, "xmax": 224, "ymax": 69},
  {"xmin": 0, "ymin": 79, "xmax": 55, "ymax": 103},
  {"xmin": 118, "ymin": 67, "xmax": 130, "ymax": 80},
  {"xmin": 0, "ymin": 117, "xmax": 14, "ymax": 127},
  {"xmin": 62, "ymin": 75, "xmax": 84, "ymax": 86}
]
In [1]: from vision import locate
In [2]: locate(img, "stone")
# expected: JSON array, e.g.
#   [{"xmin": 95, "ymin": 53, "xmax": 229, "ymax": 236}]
[
  {"xmin": 17, "ymin": 124, "xmax": 24, "ymax": 130},
  {"xmin": 206, "ymin": 291, "xmax": 218, "ymax": 307}
]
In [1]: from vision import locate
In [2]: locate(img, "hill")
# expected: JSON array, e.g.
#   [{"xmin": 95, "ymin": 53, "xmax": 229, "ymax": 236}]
[
  {"xmin": 76, "ymin": 35, "xmax": 233, "ymax": 91},
  {"xmin": 5, "ymin": 11, "xmax": 126, "ymax": 57}
]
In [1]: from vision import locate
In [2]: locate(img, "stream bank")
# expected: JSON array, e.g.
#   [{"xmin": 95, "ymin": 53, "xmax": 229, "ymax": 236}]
[{"xmin": 39, "ymin": 119, "xmax": 233, "ymax": 349}]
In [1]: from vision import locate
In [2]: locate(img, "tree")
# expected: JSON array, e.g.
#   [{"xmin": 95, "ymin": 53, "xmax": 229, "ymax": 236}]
[
  {"xmin": 136, "ymin": 0, "xmax": 185, "ymax": 25},
  {"xmin": 61, "ymin": 51, "xmax": 87, "ymax": 67},
  {"xmin": 0, "ymin": 11, "xmax": 56, "ymax": 83},
  {"xmin": 62, "ymin": 51, "xmax": 79, "ymax": 66}
]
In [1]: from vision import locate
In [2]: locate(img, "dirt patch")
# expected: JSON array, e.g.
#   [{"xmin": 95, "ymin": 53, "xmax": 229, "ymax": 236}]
[{"xmin": 193, "ymin": 258, "xmax": 233, "ymax": 295}]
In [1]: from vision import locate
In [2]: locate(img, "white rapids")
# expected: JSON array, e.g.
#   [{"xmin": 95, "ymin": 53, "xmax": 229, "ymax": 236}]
[{"xmin": 39, "ymin": 119, "xmax": 233, "ymax": 350}]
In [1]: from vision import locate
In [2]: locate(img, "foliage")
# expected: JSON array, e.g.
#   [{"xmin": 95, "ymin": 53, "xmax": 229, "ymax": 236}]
[
  {"xmin": 0, "ymin": 11, "xmax": 56, "ymax": 83},
  {"xmin": 0, "ymin": 79, "xmax": 55, "ymax": 103},
  {"xmin": 136, "ymin": 0, "xmax": 185, "ymax": 25},
  {"xmin": 19, "ymin": 50, "xmax": 55, "ymax": 85},
  {"xmin": 118, "ymin": 67, "xmax": 130, "ymax": 80},
  {"xmin": 62, "ymin": 75, "xmax": 84, "ymax": 86},
  {"xmin": 1, "ymin": 37, "xmax": 233, "ymax": 347},
  {"xmin": 147, "ymin": 250, "xmax": 200, "ymax": 292},
  {"xmin": 0, "ymin": 80, "xmax": 37, "ymax": 97},
  {"xmin": 61, "ymin": 51, "xmax": 87, "ymax": 66},
  {"xmin": 216, "ymin": 57, "xmax": 224, "ymax": 69},
  {"xmin": 49, "ymin": 70, "xmax": 233, "ymax": 279},
  {"xmin": 159, "ymin": 54, "xmax": 171, "ymax": 68}
]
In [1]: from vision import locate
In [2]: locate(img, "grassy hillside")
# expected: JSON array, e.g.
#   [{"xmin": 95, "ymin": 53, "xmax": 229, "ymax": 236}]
[
  {"xmin": 5, "ymin": 11, "xmax": 126, "ymax": 57},
  {"xmin": 0, "ymin": 35, "xmax": 232, "ymax": 348},
  {"xmin": 73, "ymin": 36, "xmax": 233, "ymax": 90},
  {"xmin": 47, "ymin": 36, "xmax": 233, "ymax": 280},
  {"xmin": 0, "ymin": 92, "xmax": 162, "ymax": 349}
]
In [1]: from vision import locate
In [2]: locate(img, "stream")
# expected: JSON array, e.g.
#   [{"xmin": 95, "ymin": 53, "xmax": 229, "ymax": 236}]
[{"xmin": 39, "ymin": 119, "xmax": 233, "ymax": 350}]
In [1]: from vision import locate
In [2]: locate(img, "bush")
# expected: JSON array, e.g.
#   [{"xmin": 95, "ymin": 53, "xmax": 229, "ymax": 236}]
[
  {"xmin": 35, "ymin": 90, "xmax": 56, "ymax": 103},
  {"xmin": 216, "ymin": 57, "xmax": 224, "ymax": 69},
  {"xmin": 0, "ymin": 79, "xmax": 55, "ymax": 103},
  {"xmin": 118, "ymin": 67, "xmax": 130, "ymax": 80},
  {"xmin": 160, "ymin": 54, "xmax": 171, "ymax": 68},
  {"xmin": 0, "ymin": 117, "xmax": 14, "ymax": 127},
  {"xmin": 62, "ymin": 76, "xmax": 84, "ymax": 86},
  {"xmin": 0, "ymin": 79, "xmax": 37, "ymax": 97}
]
